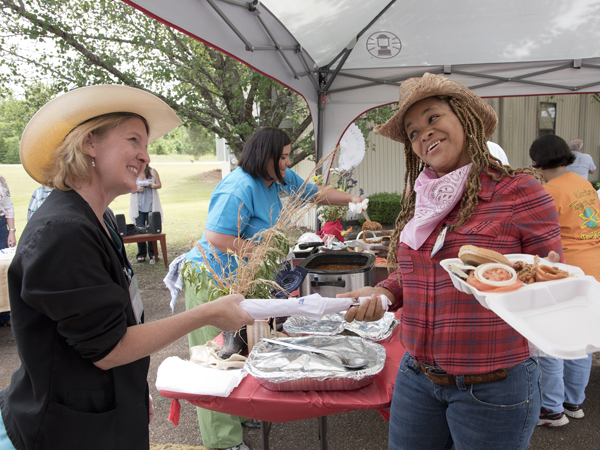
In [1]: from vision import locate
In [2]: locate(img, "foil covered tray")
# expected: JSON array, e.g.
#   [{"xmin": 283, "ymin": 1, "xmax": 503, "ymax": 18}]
[
  {"xmin": 245, "ymin": 335, "xmax": 385, "ymax": 391},
  {"xmin": 283, "ymin": 312, "xmax": 399, "ymax": 342}
]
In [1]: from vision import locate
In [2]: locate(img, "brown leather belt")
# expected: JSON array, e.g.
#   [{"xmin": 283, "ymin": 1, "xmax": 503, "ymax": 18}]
[{"xmin": 416, "ymin": 362, "xmax": 516, "ymax": 386}]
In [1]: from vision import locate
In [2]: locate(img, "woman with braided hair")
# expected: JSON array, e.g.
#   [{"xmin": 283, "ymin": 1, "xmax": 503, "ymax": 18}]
[{"xmin": 339, "ymin": 73, "xmax": 563, "ymax": 450}]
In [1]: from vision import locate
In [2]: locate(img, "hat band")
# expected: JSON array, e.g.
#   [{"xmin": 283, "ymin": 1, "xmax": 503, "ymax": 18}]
[{"xmin": 66, "ymin": 112, "xmax": 149, "ymax": 139}]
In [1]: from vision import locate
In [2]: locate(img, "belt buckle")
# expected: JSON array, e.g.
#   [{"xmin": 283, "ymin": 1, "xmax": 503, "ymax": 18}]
[
  {"xmin": 425, "ymin": 367, "xmax": 446, "ymax": 376},
  {"xmin": 424, "ymin": 367, "xmax": 454, "ymax": 386}
]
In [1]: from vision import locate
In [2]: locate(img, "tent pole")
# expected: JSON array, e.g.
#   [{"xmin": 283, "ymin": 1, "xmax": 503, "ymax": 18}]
[
  {"xmin": 315, "ymin": 91, "xmax": 325, "ymax": 231},
  {"xmin": 317, "ymin": 93, "xmax": 324, "ymax": 162}
]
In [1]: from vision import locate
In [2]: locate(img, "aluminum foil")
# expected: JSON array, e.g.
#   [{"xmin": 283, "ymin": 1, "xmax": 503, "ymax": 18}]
[
  {"xmin": 283, "ymin": 315, "xmax": 346, "ymax": 336},
  {"xmin": 283, "ymin": 311, "xmax": 399, "ymax": 342},
  {"xmin": 245, "ymin": 335, "xmax": 386, "ymax": 391}
]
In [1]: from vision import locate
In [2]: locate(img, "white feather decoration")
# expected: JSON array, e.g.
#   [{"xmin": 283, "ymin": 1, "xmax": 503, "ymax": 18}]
[{"xmin": 338, "ymin": 123, "xmax": 366, "ymax": 171}]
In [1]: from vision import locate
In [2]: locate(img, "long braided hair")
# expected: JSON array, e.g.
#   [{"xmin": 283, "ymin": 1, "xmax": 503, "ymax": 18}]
[{"xmin": 387, "ymin": 96, "xmax": 536, "ymax": 269}]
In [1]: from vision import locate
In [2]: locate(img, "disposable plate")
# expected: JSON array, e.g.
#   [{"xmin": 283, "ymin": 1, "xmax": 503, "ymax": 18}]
[{"xmin": 440, "ymin": 254, "xmax": 600, "ymax": 359}]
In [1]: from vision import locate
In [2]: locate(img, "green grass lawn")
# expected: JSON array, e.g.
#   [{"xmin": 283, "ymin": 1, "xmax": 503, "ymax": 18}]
[{"xmin": 0, "ymin": 161, "xmax": 222, "ymax": 277}]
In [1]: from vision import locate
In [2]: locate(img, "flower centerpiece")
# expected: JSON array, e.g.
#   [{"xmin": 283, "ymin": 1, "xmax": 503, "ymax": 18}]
[{"xmin": 313, "ymin": 167, "xmax": 363, "ymax": 242}]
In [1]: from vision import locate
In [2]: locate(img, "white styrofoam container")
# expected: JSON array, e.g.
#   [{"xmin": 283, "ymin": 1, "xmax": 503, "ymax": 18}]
[{"xmin": 440, "ymin": 254, "xmax": 600, "ymax": 360}]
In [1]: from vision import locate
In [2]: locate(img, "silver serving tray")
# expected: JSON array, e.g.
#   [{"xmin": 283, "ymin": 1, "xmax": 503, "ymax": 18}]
[{"xmin": 245, "ymin": 335, "xmax": 385, "ymax": 391}]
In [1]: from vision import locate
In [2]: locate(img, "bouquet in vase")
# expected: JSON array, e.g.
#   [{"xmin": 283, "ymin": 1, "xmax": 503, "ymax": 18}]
[{"xmin": 313, "ymin": 167, "xmax": 363, "ymax": 242}]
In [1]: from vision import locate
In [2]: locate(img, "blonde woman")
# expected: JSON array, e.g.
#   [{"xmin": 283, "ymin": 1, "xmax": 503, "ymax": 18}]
[{"xmin": 0, "ymin": 85, "xmax": 253, "ymax": 450}]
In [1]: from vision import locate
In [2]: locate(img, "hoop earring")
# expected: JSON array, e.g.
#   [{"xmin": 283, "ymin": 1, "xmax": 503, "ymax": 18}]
[{"xmin": 91, "ymin": 158, "xmax": 96, "ymax": 167}]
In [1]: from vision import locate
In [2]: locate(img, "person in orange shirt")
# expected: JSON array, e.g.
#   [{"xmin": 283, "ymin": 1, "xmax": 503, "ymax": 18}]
[{"xmin": 530, "ymin": 134, "xmax": 600, "ymax": 427}]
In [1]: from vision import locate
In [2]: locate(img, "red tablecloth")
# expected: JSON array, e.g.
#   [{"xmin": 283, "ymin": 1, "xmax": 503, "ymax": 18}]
[{"xmin": 160, "ymin": 326, "xmax": 405, "ymax": 424}]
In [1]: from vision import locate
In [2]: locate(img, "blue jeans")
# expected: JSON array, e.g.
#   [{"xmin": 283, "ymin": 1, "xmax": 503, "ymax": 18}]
[
  {"xmin": 0, "ymin": 216, "xmax": 8, "ymax": 250},
  {"xmin": 538, "ymin": 355, "xmax": 593, "ymax": 412},
  {"xmin": 135, "ymin": 212, "xmax": 154, "ymax": 259},
  {"xmin": 388, "ymin": 352, "xmax": 540, "ymax": 450}
]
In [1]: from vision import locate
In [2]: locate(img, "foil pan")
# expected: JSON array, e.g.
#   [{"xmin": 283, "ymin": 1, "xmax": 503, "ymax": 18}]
[
  {"xmin": 283, "ymin": 315, "xmax": 346, "ymax": 336},
  {"xmin": 245, "ymin": 335, "xmax": 385, "ymax": 391},
  {"xmin": 283, "ymin": 312, "xmax": 399, "ymax": 342}
]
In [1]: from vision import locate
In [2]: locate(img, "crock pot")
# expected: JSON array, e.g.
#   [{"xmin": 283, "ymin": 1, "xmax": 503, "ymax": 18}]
[{"xmin": 297, "ymin": 252, "xmax": 375, "ymax": 298}]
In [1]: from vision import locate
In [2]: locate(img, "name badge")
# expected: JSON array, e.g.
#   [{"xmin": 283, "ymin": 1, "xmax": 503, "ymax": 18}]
[
  {"xmin": 129, "ymin": 275, "xmax": 144, "ymax": 324},
  {"xmin": 430, "ymin": 226, "xmax": 448, "ymax": 258}
]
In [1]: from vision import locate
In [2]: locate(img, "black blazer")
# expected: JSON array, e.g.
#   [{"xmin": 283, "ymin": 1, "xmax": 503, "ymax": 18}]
[{"xmin": 0, "ymin": 190, "xmax": 150, "ymax": 450}]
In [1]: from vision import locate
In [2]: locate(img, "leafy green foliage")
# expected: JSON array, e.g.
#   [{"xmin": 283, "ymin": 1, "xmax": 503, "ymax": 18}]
[
  {"xmin": 591, "ymin": 180, "xmax": 600, "ymax": 191},
  {"xmin": 182, "ymin": 227, "xmax": 291, "ymax": 301},
  {"xmin": 363, "ymin": 192, "xmax": 403, "ymax": 225},
  {"xmin": 355, "ymin": 104, "xmax": 398, "ymax": 150},
  {"xmin": 0, "ymin": 0, "xmax": 314, "ymax": 165},
  {"xmin": 180, "ymin": 261, "xmax": 227, "ymax": 300},
  {"xmin": 0, "ymin": 84, "xmax": 57, "ymax": 163},
  {"xmin": 243, "ymin": 228, "xmax": 291, "ymax": 299},
  {"xmin": 181, "ymin": 126, "xmax": 216, "ymax": 159}
]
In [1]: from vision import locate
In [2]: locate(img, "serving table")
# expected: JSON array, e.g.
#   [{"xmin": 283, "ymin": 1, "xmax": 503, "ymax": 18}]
[
  {"xmin": 160, "ymin": 321, "xmax": 404, "ymax": 450},
  {"xmin": 122, "ymin": 232, "xmax": 168, "ymax": 268}
]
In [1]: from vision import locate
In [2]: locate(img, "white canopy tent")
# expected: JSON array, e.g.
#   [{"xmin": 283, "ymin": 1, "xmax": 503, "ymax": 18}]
[{"xmin": 122, "ymin": 0, "xmax": 600, "ymax": 159}]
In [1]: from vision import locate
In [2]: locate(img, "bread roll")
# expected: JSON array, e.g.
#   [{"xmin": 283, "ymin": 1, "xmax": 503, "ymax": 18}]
[{"xmin": 458, "ymin": 245, "xmax": 511, "ymax": 267}]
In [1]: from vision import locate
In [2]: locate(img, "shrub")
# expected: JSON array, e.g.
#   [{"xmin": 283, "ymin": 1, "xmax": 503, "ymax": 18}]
[
  {"xmin": 591, "ymin": 180, "xmax": 600, "ymax": 191},
  {"xmin": 362, "ymin": 192, "xmax": 403, "ymax": 225}
]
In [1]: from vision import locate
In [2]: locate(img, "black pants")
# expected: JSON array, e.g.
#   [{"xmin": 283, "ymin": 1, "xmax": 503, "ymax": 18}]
[{"xmin": 135, "ymin": 212, "xmax": 155, "ymax": 259}]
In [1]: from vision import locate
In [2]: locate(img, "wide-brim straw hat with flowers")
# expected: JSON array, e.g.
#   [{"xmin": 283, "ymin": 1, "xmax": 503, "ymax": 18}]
[
  {"xmin": 20, "ymin": 84, "xmax": 182, "ymax": 184},
  {"xmin": 373, "ymin": 72, "xmax": 497, "ymax": 144}
]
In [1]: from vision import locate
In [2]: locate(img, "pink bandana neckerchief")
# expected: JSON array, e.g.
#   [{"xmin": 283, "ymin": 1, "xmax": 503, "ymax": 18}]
[{"xmin": 400, "ymin": 163, "xmax": 472, "ymax": 250}]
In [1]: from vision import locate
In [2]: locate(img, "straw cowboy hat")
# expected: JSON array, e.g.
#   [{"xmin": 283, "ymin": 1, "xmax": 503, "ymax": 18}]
[
  {"xmin": 20, "ymin": 84, "xmax": 182, "ymax": 184},
  {"xmin": 374, "ymin": 73, "xmax": 498, "ymax": 144}
]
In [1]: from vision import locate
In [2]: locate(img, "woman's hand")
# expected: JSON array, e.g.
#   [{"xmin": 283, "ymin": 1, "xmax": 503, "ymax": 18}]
[
  {"xmin": 546, "ymin": 250, "xmax": 560, "ymax": 263},
  {"xmin": 336, "ymin": 287, "xmax": 392, "ymax": 322},
  {"xmin": 316, "ymin": 186, "xmax": 365, "ymax": 207},
  {"xmin": 7, "ymin": 230, "xmax": 16, "ymax": 247},
  {"xmin": 207, "ymin": 293, "xmax": 254, "ymax": 331},
  {"xmin": 349, "ymin": 195, "xmax": 364, "ymax": 205}
]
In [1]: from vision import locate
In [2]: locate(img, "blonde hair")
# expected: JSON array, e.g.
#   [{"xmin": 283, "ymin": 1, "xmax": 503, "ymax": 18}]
[
  {"xmin": 42, "ymin": 114, "xmax": 149, "ymax": 191},
  {"xmin": 387, "ymin": 96, "xmax": 536, "ymax": 269}
]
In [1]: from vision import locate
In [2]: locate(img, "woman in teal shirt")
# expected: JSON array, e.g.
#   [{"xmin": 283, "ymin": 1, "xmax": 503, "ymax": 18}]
[{"xmin": 184, "ymin": 127, "xmax": 363, "ymax": 450}]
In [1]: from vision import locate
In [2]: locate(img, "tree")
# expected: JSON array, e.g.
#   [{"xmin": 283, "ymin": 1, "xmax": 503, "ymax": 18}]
[
  {"xmin": 0, "ymin": 0, "xmax": 315, "ymax": 165},
  {"xmin": 182, "ymin": 126, "xmax": 216, "ymax": 159},
  {"xmin": 0, "ymin": 83, "xmax": 57, "ymax": 163},
  {"xmin": 354, "ymin": 104, "xmax": 396, "ymax": 151}
]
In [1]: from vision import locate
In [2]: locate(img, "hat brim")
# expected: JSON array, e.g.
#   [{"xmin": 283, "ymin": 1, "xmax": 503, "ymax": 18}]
[
  {"xmin": 20, "ymin": 85, "xmax": 183, "ymax": 184},
  {"xmin": 373, "ymin": 73, "xmax": 497, "ymax": 145}
]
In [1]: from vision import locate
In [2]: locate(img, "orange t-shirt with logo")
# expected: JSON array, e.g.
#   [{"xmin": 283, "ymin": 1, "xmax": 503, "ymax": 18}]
[{"xmin": 543, "ymin": 172, "xmax": 600, "ymax": 281}]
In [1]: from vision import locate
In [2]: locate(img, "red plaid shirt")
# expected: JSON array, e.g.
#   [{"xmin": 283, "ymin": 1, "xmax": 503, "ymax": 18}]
[{"xmin": 379, "ymin": 172, "xmax": 563, "ymax": 374}]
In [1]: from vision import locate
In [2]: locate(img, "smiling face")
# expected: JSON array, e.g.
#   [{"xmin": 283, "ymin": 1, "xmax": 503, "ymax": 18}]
[
  {"xmin": 266, "ymin": 144, "xmax": 292, "ymax": 183},
  {"xmin": 84, "ymin": 117, "xmax": 150, "ymax": 199},
  {"xmin": 403, "ymin": 97, "xmax": 470, "ymax": 178}
]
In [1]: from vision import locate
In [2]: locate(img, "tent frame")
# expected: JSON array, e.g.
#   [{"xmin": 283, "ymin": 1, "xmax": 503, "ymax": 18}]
[{"xmin": 200, "ymin": 0, "xmax": 600, "ymax": 159}]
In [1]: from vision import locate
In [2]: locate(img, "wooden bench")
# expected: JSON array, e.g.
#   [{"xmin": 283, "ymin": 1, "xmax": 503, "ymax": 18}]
[{"xmin": 122, "ymin": 233, "xmax": 168, "ymax": 268}]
